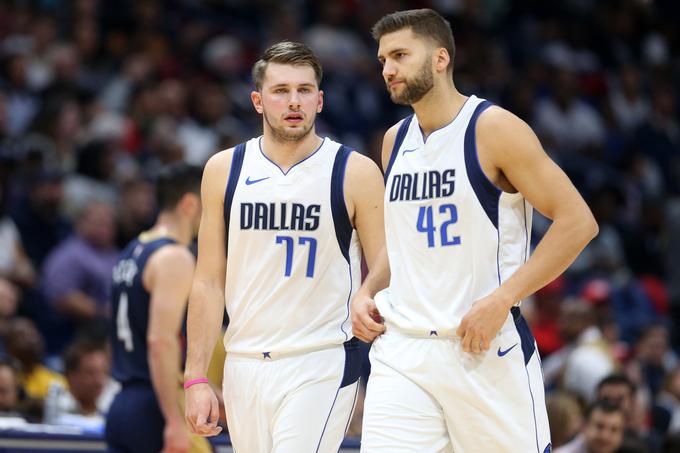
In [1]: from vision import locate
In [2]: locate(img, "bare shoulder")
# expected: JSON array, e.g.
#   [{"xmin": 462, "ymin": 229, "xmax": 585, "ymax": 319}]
[
  {"xmin": 476, "ymin": 106, "xmax": 540, "ymax": 158},
  {"xmin": 380, "ymin": 121, "xmax": 404, "ymax": 171},
  {"xmin": 204, "ymin": 148, "xmax": 235, "ymax": 182},
  {"xmin": 152, "ymin": 244, "xmax": 195, "ymax": 268},
  {"xmin": 346, "ymin": 151, "xmax": 383, "ymax": 182}
]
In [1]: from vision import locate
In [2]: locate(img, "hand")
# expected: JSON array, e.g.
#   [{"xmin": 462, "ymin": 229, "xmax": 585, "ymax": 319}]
[
  {"xmin": 185, "ymin": 383, "xmax": 223, "ymax": 437},
  {"xmin": 456, "ymin": 293, "xmax": 513, "ymax": 354},
  {"xmin": 161, "ymin": 419, "xmax": 190, "ymax": 453},
  {"xmin": 351, "ymin": 291, "xmax": 385, "ymax": 342}
]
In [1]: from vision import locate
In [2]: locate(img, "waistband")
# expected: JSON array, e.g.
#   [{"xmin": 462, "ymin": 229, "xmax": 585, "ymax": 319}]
[
  {"xmin": 383, "ymin": 307, "xmax": 522, "ymax": 339},
  {"xmin": 227, "ymin": 340, "xmax": 356, "ymax": 361}
]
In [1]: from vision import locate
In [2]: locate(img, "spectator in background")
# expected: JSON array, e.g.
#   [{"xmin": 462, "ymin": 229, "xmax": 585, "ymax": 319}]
[
  {"xmin": 555, "ymin": 400, "xmax": 625, "ymax": 453},
  {"xmin": 597, "ymin": 375, "xmax": 642, "ymax": 434},
  {"xmin": 0, "ymin": 175, "xmax": 35, "ymax": 287},
  {"xmin": 43, "ymin": 339, "xmax": 118, "ymax": 431},
  {"xmin": 655, "ymin": 367, "xmax": 680, "ymax": 435},
  {"xmin": 0, "ymin": 278, "xmax": 19, "ymax": 351},
  {"xmin": 42, "ymin": 200, "xmax": 118, "ymax": 351},
  {"xmin": 546, "ymin": 392, "xmax": 584, "ymax": 449},
  {"xmin": 534, "ymin": 66, "xmax": 606, "ymax": 158},
  {"xmin": 9, "ymin": 168, "xmax": 71, "ymax": 270},
  {"xmin": 543, "ymin": 300, "xmax": 618, "ymax": 400},
  {"xmin": 0, "ymin": 355, "xmax": 21, "ymax": 415},
  {"xmin": 3, "ymin": 317, "xmax": 65, "ymax": 401},
  {"xmin": 115, "ymin": 178, "xmax": 155, "ymax": 249}
]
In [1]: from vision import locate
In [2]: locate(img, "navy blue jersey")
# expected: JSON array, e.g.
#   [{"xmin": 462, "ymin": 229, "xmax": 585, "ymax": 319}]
[{"xmin": 110, "ymin": 236, "xmax": 176, "ymax": 385}]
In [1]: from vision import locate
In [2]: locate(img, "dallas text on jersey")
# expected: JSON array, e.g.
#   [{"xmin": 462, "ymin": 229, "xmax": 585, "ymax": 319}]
[
  {"xmin": 389, "ymin": 169, "xmax": 456, "ymax": 202},
  {"xmin": 240, "ymin": 202, "xmax": 321, "ymax": 231}
]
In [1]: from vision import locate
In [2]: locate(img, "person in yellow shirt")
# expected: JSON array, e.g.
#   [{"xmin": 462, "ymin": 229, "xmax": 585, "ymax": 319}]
[{"xmin": 4, "ymin": 317, "xmax": 66, "ymax": 399}]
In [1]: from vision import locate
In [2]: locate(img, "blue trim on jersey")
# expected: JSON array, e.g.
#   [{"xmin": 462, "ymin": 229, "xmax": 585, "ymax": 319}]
[
  {"xmin": 258, "ymin": 136, "xmax": 327, "ymax": 176},
  {"xmin": 512, "ymin": 306, "xmax": 536, "ymax": 366},
  {"xmin": 340, "ymin": 337, "xmax": 362, "ymax": 388},
  {"xmin": 223, "ymin": 143, "xmax": 246, "ymax": 251},
  {"xmin": 524, "ymin": 362, "xmax": 541, "ymax": 453},
  {"xmin": 384, "ymin": 115, "xmax": 413, "ymax": 183},
  {"xmin": 330, "ymin": 145, "xmax": 354, "ymax": 263},
  {"xmin": 464, "ymin": 101, "xmax": 501, "ymax": 228},
  {"xmin": 316, "ymin": 386, "xmax": 341, "ymax": 453},
  {"xmin": 513, "ymin": 305, "xmax": 540, "ymax": 452}
]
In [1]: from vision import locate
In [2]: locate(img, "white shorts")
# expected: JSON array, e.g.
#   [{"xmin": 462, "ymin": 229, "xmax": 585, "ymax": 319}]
[
  {"xmin": 361, "ymin": 309, "xmax": 551, "ymax": 452},
  {"xmin": 223, "ymin": 341, "xmax": 361, "ymax": 453}
]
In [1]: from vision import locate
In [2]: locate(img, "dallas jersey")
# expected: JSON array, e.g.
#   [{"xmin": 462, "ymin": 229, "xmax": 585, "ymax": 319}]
[
  {"xmin": 377, "ymin": 95, "xmax": 532, "ymax": 333},
  {"xmin": 110, "ymin": 236, "xmax": 176, "ymax": 384},
  {"xmin": 222, "ymin": 137, "xmax": 362, "ymax": 354}
]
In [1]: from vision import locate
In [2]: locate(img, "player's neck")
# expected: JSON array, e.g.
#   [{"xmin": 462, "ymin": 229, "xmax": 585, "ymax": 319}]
[
  {"xmin": 411, "ymin": 81, "xmax": 467, "ymax": 140},
  {"xmin": 261, "ymin": 130, "xmax": 324, "ymax": 173},
  {"xmin": 147, "ymin": 213, "xmax": 192, "ymax": 246}
]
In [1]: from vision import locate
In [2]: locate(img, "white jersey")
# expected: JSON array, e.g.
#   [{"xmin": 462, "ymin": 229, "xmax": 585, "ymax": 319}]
[
  {"xmin": 377, "ymin": 95, "xmax": 532, "ymax": 334},
  {"xmin": 222, "ymin": 137, "xmax": 362, "ymax": 354}
]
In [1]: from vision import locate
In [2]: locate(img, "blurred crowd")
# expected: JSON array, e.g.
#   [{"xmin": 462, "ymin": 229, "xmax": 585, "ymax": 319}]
[{"xmin": 0, "ymin": 0, "xmax": 678, "ymax": 450}]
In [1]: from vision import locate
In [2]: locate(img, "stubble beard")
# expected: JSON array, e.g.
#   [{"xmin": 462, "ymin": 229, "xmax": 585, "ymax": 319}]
[
  {"xmin": 389, "ymin": 58, "xmax": 435, "ymax": 106},
  {"xmin": 263, "ymin": 110, "xmax": 315, "ymax": 143}
]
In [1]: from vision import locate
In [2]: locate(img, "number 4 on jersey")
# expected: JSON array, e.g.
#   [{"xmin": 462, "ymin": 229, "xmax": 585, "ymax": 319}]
[{"xmin": 417, "ymin": 204, "xmax": 461, "ymax": 248}]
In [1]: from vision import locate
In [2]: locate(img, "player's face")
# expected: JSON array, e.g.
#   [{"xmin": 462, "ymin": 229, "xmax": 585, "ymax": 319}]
[
  {"xmin": 378, "ymin": 28, "xmax": 435, "ymax": 105},
  {"xmin": 252, "ymin": 63, "xmax": 323, "ymax": 143},
  {"xmin": 584, "ymin": 409, "xmax": 625, "ymax": 453}
]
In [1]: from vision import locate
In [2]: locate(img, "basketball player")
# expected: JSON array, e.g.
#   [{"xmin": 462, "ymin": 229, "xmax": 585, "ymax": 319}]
[
  {"xmin": 183, "ymin": 41, "xmax": 385, "ymax": 452},
  {"xmin": 352, "ymin": 9, "xmax": 599, "ymax": 452},
  {"xmin": 106, "ymin": 164, "xmax": 209, "ymax": 453}
]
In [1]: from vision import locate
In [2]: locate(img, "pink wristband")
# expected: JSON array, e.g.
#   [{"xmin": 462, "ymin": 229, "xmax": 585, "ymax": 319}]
[{"xmin": 183, "ymin": 377, "xmax": 209, "ymax": 390}]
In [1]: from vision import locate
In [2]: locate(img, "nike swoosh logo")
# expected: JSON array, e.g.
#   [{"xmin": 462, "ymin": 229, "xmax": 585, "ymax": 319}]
[
  {"xmin": 245, "ymin": 176, "xmax": 270, "ymax": 185},
  {"xmin": 402, "ymin": 148, "xmax": 418, "ymax": 156},
  {"xmin": 497, "ymin": 343, "xmax": 518, "ymax": 357}
]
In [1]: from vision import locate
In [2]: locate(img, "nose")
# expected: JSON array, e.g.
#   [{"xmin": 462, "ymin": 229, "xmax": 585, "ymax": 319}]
[
  {"xmin": 382, "ymin": 59, "xmax": 397, "ymax": 79},
  {"xmin": 288, "ymin": 90, "xmax": 301, "ymax": 110}
]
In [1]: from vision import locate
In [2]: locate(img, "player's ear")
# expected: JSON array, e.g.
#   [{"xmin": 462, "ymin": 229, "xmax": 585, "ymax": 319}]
[
  {"xmin": 434, "ymin": 48, "xmax": 450, "ymax": 74},
  {"xmin": 251, "ymin": 91, "xmax": 263, "ymax": 114},
  {"xmin": 317, "ymin": 89, "xmax": 323, "ymax": 113}
]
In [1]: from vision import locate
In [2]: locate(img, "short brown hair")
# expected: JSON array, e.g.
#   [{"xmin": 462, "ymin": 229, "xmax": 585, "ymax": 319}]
[
  {"xmin": 252, "ymin": 41, "xmax": 323, "ymax": 90},
  {"xmin": 372, "ymin": 9, "xmax": 455, "ymax": 73}
]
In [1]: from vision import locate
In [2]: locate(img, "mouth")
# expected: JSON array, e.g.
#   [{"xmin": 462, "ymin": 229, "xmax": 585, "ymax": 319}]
[
  {"xmin": 284, "ymin": 112, "xmax": 304, "ymax": 124},
  {"xmin": 388, "ymin": 80, "xmax": 404, "ymax": 90}
]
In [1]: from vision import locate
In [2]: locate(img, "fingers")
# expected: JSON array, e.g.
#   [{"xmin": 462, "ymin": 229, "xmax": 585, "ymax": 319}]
[
  {"xmin": 351, "ymin": 298, "xmax": 385, "ymax": 342},
  {"xmin": 187, "ymin": 390, "xmax": 222, "ymax": 437}
]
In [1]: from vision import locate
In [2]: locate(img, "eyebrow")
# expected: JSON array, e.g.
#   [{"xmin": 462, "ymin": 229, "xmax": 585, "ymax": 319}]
[
  {"xmin": 377, "ymin": 47, "xmax": 409, "ymax": 60},
  {"xmin": 268, "ymin": 83, "xmax": 316, "ymax": 89}
]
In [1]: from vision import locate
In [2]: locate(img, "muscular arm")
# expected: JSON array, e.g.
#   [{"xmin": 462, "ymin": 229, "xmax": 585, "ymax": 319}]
[
  {"xmin": 184, "ymin": 151, "xmax": 230, "ymax": 436},
  {"xmin": 480, "ymin": 107, "xmax": 598, "ymax": 305},
  {"xmin": 146, "ymin": 245, "xmax": 195, "ymax": 428},
  {"xmin": 457, "ymin": 107, "xmax": 598, "ymax": 353},
  {"xmin": 350, "ymin": 125, "xmax": 398, "ymax": 342}
]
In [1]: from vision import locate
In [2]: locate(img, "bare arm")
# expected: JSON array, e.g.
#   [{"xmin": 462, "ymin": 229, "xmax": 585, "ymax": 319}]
[
  {"xmin": 457, "ymin": 107, "xmax": 598, "ymax": 353},
  {"xmin": 350, "ymin": 125, "xmax": 399, "ymax": 342},
  {"xmin": 184, "ymin": 150, "xmax": 231, "ymax": 436},
  {"xmin": 146, "ymin": 245, "xmax": 194, "ymax": 451}
]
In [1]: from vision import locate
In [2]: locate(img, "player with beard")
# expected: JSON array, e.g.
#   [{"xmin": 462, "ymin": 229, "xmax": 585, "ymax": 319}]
[
  {"xmin": 183, "ymin": 41, "xmax": 386, "ymax": 452},
  {"xmin": 350, "ymin": 9, "xmax": 599, "ymax": 452}
]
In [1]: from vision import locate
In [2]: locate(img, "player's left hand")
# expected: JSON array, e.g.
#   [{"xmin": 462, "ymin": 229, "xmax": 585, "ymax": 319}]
[{"xmin": 456, "ymin": 293, "xmax": 513, "ymax": 354}]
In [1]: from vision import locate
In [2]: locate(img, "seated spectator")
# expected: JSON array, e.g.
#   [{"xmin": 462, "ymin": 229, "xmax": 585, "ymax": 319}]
[
  {"xmin": 546, "ymin": 392, "xmax": 584, "ymax": 448},
  {"xmin": 555, "ymin": 400, "xmax": 625, "ymax": 453},
  {"xmin": 654, "ymin": 367, "xmax": 680, "ymax": 434},
  {"xmin": 543, "ymin": 300, "xmax": 618, "ymax": 401},
  {"xmin": 43, "ymin": 339, "xmax": 119, "ymax": 431},
  {"xmin": 42, "ymin": 200, "xmax": 118, "ymax": 349},
  {"xmin": 3, "ymin": 317, "xmax": 65, "ymax": 400},
  {"xmin": 0, "ymin": 355, "xmax": 21, "ymax": 416},
  {"xmin": 0, "ymin": 278, "xmax": 19, "ymax": 351}
]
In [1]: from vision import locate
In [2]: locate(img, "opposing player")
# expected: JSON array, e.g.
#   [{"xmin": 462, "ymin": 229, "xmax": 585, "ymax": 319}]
[
  {"xmin": 352, "ymin": 9, "xmax": 599, "ymax": 452},
  {"xmin": 106, "ymin": 164, "xmax": 209, "ymax": 453},
  {"xmin": 183, "ymin": 41, "xmax": 385, "ymax": 452}
]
